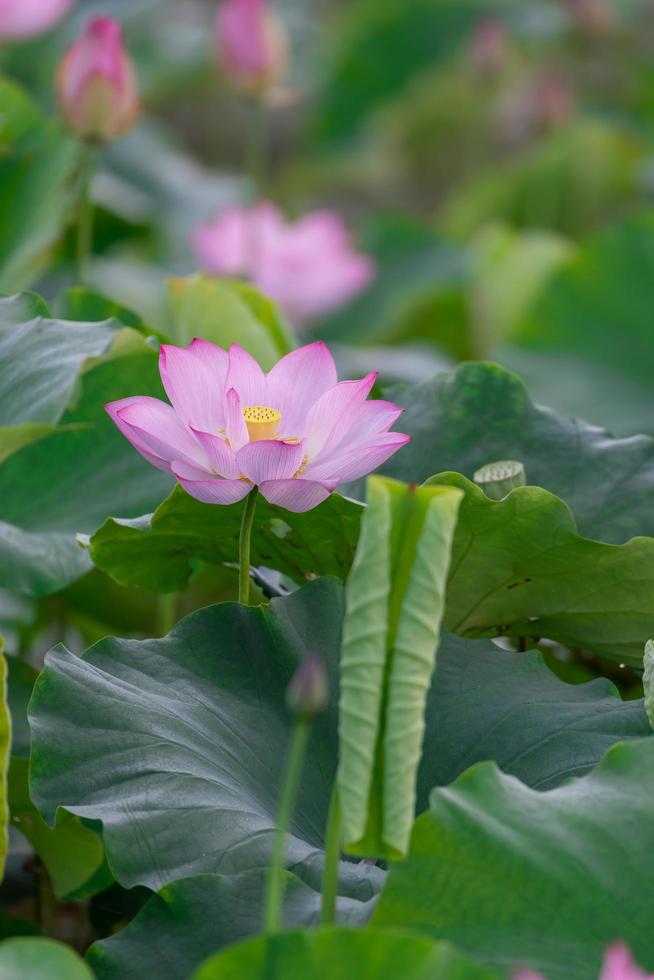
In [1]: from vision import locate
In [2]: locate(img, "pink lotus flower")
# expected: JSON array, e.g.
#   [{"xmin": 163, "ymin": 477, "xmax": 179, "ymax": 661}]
[
  {"xmin": 192, "ymin": 203, "xmax": 375, "ymax": 324},
  {"xmin": 216, "ymin": 0, "xmax": 289, "ymax": 95},
  {"xmin": 56, "ymin": 16, "xmax": 139, "ymax": 142},
  {"xmin": 514, "ymin": 943, "xmax": 654, "ymax": 980},
  {"xmin": 0, "ymin": 0, "xmax": 73, "ymax": 40},
  {"xmin": 106, "ymin": 340, "xmax": 410, "ymax": 513}
]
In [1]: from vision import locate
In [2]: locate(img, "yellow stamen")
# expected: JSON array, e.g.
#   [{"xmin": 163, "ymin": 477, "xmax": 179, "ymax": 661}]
[{"xmin": 243, "ymin": 405, "xmax": 281, "ymax": 442}]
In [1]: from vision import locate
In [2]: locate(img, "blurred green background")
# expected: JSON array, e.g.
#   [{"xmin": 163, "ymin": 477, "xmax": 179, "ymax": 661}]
[{"xmin": 4, "ymin": 0, "xmax": 654, "ymax": 435}]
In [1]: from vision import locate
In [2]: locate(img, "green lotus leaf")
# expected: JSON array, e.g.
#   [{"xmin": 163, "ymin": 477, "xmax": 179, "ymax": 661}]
[
  {"xmin": 379, "ymin": 360, "xmax": 654, "ymax": 544},
  {"xmin": 373, "ymin": 738, "xmax": 654, "ymax": 980},
  {"xmin": 191, "ymin": 928, "xmax": 498, "ymax": 980},
  {"xmin": 90, "ymin": 485, "xmax": 362, "ymax": 593},
  {"xmin": 28, "ymin": 579, "xmax": 381, "ymax": 904},
  {"xmin": 0, "ymin": 938, "xmax": 93, "ymax": 980},
  {"xmin": 87, "ymin": 871, "xmax": 374, "ymax": 980}
]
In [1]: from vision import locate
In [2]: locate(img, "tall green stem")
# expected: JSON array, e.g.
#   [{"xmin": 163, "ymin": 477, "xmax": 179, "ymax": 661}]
[
  {"xmin": 239, "ymin": 487, "xmax": 259, "ymax": 605},
  {"xmin": 264, "ymin": 717, "xmax": 310, "ymax": 932},
  {"xmin": 76, "ymin": 141, "xmax": 96, "ymax": 286},
  {"xmin": 156, "ymin": 593, "xmax": 177, "ymax": 636},
  {"xmin": 320, "ymin": 784, "xmax": 342, "ymax": 925},
  {"xmin": 245, "ymin": 96, "xmax": 268, "ymax": 200}
]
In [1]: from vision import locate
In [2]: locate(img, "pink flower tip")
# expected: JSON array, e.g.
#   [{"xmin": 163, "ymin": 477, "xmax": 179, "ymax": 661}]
[
  {"xmin": 0, "ymin": 0, "xmax": 74, "ymax": 40},
  {"xmin": 215, "ymin": 0, "xmax": 290, "ymax": 95},
  {"xmin": 56, "ymin": 15, "xmax": 139, "ymax": 142}
]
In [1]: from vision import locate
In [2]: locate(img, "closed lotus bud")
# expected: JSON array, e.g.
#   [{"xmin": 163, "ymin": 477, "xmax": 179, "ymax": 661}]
[
  {"xmin": 215, "ymin": 0, "xmax": 289, "ymax": 96},
  {"xmin": 0, "ymin": 0, "xmax": 74, "ymax": 40},
  {"xmin": 56, "ymin": 17, "xmax": 139, "ymax": 143},
  {"xmin": 286, "ymin": 654, "xmax": 328, "ymax": 721}
]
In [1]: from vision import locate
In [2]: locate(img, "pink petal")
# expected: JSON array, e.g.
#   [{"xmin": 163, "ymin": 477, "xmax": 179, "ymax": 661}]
[
  {"xmin": 172, "ymin": 463, "xmax": 252, "ymax": 505},
  {"xmin": 159, "ymin": 339, "xmax": 228, "ymax": 431},
  {"xmin": 303, "ymin": 373, "xmax": 377, "ymax": 459},
  {"xmin": 106, "ymin": 396, "xmax": 206, "ymax": 473},
  {"xmin": 600, "ymin": 944, "xmax": 653, "ymax": 980},
  {"xmin": 259, "ymin": 479, "xmax": 333, "ymax": 512},
  {"xmin": 226, "ymin": 343, "xmax": 267, "ymax": 408},
  {"xmin": 305, "ymin": 432, "xmax": 411, "ymax": 484},
  {"xmin": 0, "ymin": 0, "xmax": 73, "ymax": 39},
  {"xmin": 224, "ymin": 387, "xmax": 249, "ymax": 452},
  {"xmin": 237, "ymin": 439, "xmax": 304, "ymax": 484},
  {"xmin": 266, "ymin": 341, "xmax": 338, "ymax": 436},
  {"xmin": 189, "ymin": 428, "xmax": 240, "ymax": 480}
]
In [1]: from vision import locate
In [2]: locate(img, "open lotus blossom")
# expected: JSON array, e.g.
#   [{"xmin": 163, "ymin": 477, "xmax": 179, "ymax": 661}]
[
  {"xmin": 106, "ymin": 340, "xmax": 410, "ymax": 513},
  {"xmin": 191, "ymin": 202, "xmax": 375, "ymax": 324},
  {"xmin": 57, "ymin": 16, "xmax": 139, "ymax": 142},
  {"xmin": 215, "ymin": 0, "xmax": 289, "ymax": 95},
  {"xmin": 514, "ymin": 943, "xmax": 654, "ymax": 980},
  {"xmin": 0, "ymin": 0, "xmax": 74, "ymax": 39}
]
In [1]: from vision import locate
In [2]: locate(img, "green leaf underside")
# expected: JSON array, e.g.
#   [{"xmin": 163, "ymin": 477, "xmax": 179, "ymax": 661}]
[
  {"xmin": 87, "ymin": 871, "xmax": 374, "ymax": 980},
  {"xmin": 9, "ymin": 758, "xmax": 111, "ymax": 901},
  {"xmin": 167, "ymin": 275, "xmax": 293, "ymax": 371},
  {"xmin": 90, "ymin": 486, "xmax": 363, "ymax": 592},
  {"xmin": 432, "ymin": 472, "xmax": 654, "ymax": 665},
  {"xmin": 191, "ymin": 927, "xmax": 498, "ymax": 980},
  {"xmin": 339, "ymin": 477, "xmax": 462, "ymax": 859},
  {"xmin": 0, "ymin": 938, "xmax": 93, "ymax": 980},
  {"xmin": 28, "ymin": 579, "xmax": 382, "ymax": 900},
  {"xmin": 373, "ymin": 738, "xmax": 654, "ymax": 980},
  {"xmin": 380, "ymin": 361, "xmax": 654, "ymax": 544}
]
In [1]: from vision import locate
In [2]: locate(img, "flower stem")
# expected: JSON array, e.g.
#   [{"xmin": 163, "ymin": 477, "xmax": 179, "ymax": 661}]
[
  {"xmin": 239, "ymin": 487, "xmax": 259, "ymax": 605},
  {"xmin": 320, "ymin": 784, "xmax": 341, "ymax": 925},
  {"xmin": 264, "ymin": 717, "xmax": 310, "ymax": 932},
  {"xmin": 156, "ymin": 593, "xmax": 177, "ymax": 636},
  {"xmin": 76, "ymin": 141, "xmax": 96, "ymax": 286},
  {"xmin": 245, "ymin": 95, "xmax": 268, "ymax": 200}
]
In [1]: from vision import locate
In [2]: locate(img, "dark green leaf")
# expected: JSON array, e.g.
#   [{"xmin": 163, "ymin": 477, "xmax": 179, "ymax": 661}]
[
  {"xmin": 0, "ymin": 351, "xmax": 172, "ymax": 596},
  {"xmin": 420, "ymin": 631, "xmax": 650, "ymax": 801},
  {"xmin": 373, "ymin": 738, "xmax": 654, "ymax": 980},
  {"xmin": 28, "ymin": 580, "xmax": 381, "ymax": 902},
  {"xmin": 380, "ymin": 361, "xmax": 654, "ymax": 544},
  {"xmin": 88, "ymin": 871, "xmax": 373, "ymax": 980}
]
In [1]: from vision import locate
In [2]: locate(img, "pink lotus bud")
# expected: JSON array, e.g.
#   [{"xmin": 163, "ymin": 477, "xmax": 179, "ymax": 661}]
[
  {"xmin": 0, "ymin": 0, "xmax": 74, "ymax": 40},
  {"xmin": 215, "ymin": 0, "xmax": 289, "ymax": 96},
  {"xmin": 286, "ymin": 654, "xmax": 328, "ymax": 720},
  {"xmin": 56, "ymin": 17, "xmax": 139, "ymax": 143}
]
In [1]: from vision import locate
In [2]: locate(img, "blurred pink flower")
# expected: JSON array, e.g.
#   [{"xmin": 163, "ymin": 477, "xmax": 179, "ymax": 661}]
[
  {"xmin": 106, "ymin": 340, "xmax": 409, "ymax": 513},
  {"xmin": 0, "ymin": 0, "xmax": 73, "ymax": 39},
  {"xmin": 215, "ymin": 0, "xmax": 289, "ymax": 95},
  {"xmin": 192, "ymin": 203, "xmax": 376, "ymax": 323},
  {"xmin": 514, "ymin": 943, "xmax": 654, "ymax": 980},
  {"xmin": 56, "ymin": 16, "xmax": 139, "ymax": 142}
]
